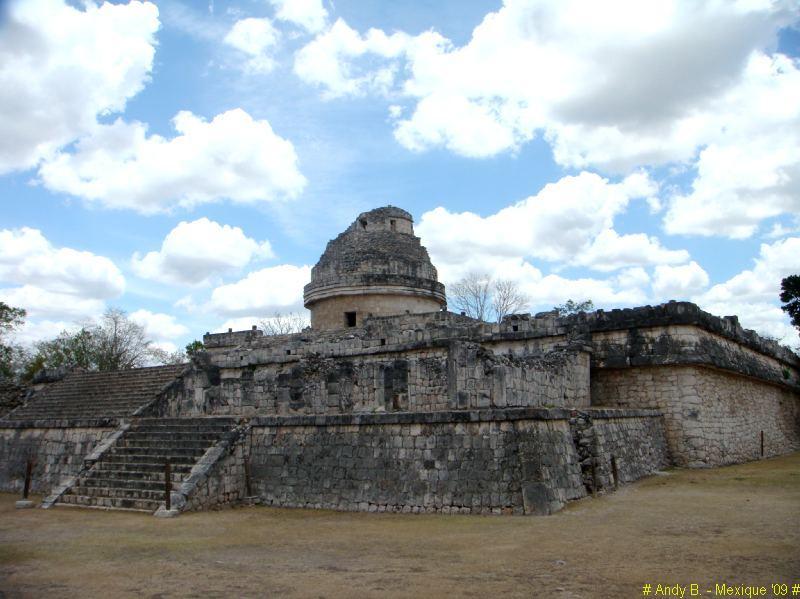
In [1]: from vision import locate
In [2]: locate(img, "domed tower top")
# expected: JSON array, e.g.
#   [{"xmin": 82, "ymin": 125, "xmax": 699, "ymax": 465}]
[{"xmin": 304, "ymin": 206, "xmax": 446, "ymax": 330}]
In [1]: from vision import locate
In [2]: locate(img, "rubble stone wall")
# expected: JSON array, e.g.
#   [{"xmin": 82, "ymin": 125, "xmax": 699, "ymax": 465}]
[
  {"xmin": 591, "ymin": 365, "xmax": 800, "ymax": 467},
  {"xmin": 165, "ymin": 345, "xmax": 589, "ymax": 417},
  {"xmin": 243, "ymin": 408, "xmax": 665, "ymax": 515},
  {"xmin": 0, "ymin": 421, "xmax": 115, "ymax": 493}
]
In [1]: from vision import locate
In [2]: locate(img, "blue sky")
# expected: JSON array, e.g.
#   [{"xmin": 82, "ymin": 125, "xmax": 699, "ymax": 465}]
[{"xmin": 1, "ymin": 0, "xmax": 799, "ymax": 353}]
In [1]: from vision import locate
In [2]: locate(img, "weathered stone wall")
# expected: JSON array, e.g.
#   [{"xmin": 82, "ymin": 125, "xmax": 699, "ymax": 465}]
[
  {"xmin": 590, "ymin": 325, "xmax": 799, "ymax": 389},
  {"xmin": 309, "ymin": 294, "xmax": 443, "ymax": 330},
  {"xmin": 588, "ymin": 412, "xmax": 670, "ymax": 487},
  {"xmin": 591, "ymin": 366, "xmax": 800, "ymax": 467},
  {"xmin": 164, "ymin": 344, "xmax": 589, "ymax": 417},
  {"xmin": 243, "ymin": 408, "xmax": 665, "ymax": 515},
  {"xmin": 576, "ymin": 302, "xmax": 799, "ymax": 374},
  {"xmin": 176, "ymin": 428, "xmax": 250, "ymax": 513},
  {"xmin": 0, "ymin": 421, "xmax": 115, "ymax": 493},
  {"xmin": 0, "ymin": 381, "xmax": 28, "ymax": 418}
]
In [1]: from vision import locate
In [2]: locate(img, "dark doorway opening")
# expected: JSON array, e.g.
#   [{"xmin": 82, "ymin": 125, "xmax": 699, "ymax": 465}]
[{"xmin": 345, "ymin": 311, "xmax": 357, "ymax": 327}]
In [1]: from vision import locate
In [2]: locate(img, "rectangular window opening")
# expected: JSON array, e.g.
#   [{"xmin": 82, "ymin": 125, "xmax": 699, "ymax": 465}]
[
  {"xmin": 345, "ymin": 311, "xmax": 357, "ymax": 327},
  {"xmin": 390, "ymin": 219, "xmax": 396, "ymax": 231}
]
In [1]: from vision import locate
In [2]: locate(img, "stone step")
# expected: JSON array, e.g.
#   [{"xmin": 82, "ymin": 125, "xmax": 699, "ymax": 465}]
[
  {"xmin": 116, "ymin": 438, "xmax": 215, "ymax": 450},
  {"xmin": 133, "ymin": 421, "xmax": 235, "ymax": 430},
  {"xmin": 125, "ymin": 428, "xmax": 229, "ymax": 437},
  {"xmin": 46, "ymin": 409, "xmax": 235, "ymax": 513},
  {"xmin": 90, "ymin": 462, "xmax": 193, "ymax": 475},
  {"xmin": 85, "ymin": 469, "xmax": 186, "ymax": 483},
  {"xmin": 97, "ymin": 453, "xmax": 200, "ymax": 466},
  {"xmin": 10, "ymin": 404, "xmax": 147, "ymax": 414},
  {"xmin": 77, "ymin": 477, "xmax": 179, "ymax": 491},
  {"xmin": 108, "ymin": 446, "xmax": 208, "ymax": 458},
  {"xmin": 57, "ymin": 493, "xmax": 161, "ymax": 512},
  {"xmin": 10, "ymin": 405, "xmax": 146, "ymax": 412},
  {"xmin": 68, "ymin": 485, "xmax": 171, "ymax": 502}
]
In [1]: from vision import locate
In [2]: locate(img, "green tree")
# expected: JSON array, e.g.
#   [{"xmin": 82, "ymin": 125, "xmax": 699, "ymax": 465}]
[
  {"xmin": 185, "ymin": 340, "xmax": 205, "ymax": 357},
  {"xmin": 554, "ymin": 299, "xmax": 595, "ymax": 316},
  {"xmin": 780, "ymin": 275, "xmax": 800, "ymax": 333},
  {"xmin": 0, "ymin": 302, "xmax": 27, "ymax": 380},
  {"xmin": 31, "ymin": 308, "xmax": 177, "ymax": 373},
  {"xmin": 34, "ymin": 328, "xmax": 96, "ymax": 371},
  {"xmin": 0, "ymin": 302, "xmax": 26, "ymax": 338}
]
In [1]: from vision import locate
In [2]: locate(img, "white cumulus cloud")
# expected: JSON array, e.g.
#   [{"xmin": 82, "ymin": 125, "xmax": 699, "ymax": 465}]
[
  {"xmin": 294, "ymin": 1, "xmax": 799, "ymax": 238},
  {"xmin": 0, "ymin": 227, "xmax": 125, "ymax": 300},
  {"xmin": 417, "ymin": 171, "xmax": 673, "ymax": 271},
  {"xmin": 652, "ymin": 262, "xmax": 710, "ymax": 300},
  {"xmin": 693, "ymin": 237, "xmax": 800, "ymax": 344},
  {"xmin": 663, "ymin": 56, "xmax": 800, "ymax": 239},
  {"xmin": 224, "ymin": 17, "xmax": 280, "ymax": 73},
  {"xmin": 130, "ymin": 309, "xmax": 190, "ymax": 343},
  {"xmin": 270, "ymin": 0, "xmax": 328, "ymax": 33},
  {"xmin": 576, "ymin": 229, "xmax": 689, "ymax": 273},
  {"xmin": 0, "ymin": 0, "xmax": 159, "ymax": 173},
  {"xmin": 209, "ymin": 265, "xmax": 312, "ymax": 317},
  {"xmin": 38, "ymin": 109, "xmax": 307, "ymax": 214},
  {"xmin": 132, "ymin": 218, "xmax": 274, "ymax": 286},
  {"xmin": 295, "ymin": 19, "xmax": 445, "ymax": 98}
]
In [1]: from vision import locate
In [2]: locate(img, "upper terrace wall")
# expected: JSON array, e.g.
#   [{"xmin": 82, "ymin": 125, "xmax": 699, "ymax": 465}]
[
  {"xmin": 177, "ymin": 312, "xmax": 591, "ymax": 417},
  {"xmin": 572, "ymin": 301, "xmax": 799, "ymax": 383},
  {"xmin": 157, "ymin": 344, "xmax": 589, "ymax": 417}
]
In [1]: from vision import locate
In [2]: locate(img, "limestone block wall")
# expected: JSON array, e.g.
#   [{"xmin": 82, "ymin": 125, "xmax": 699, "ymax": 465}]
[
  {"xmin": 241, "ymin": 408, "xmax": 666, "ymax": 515},
  {"xmin": 448, "ymin": 343, "xmax": 590, "ymax": 410},
  {"xmin": 589, "ymin": 411, "xmax": 670, "ymax": 486},
  {"xmin": 178, "ymin": 432, "xmax": 250, "ymax": 513},
  {"xmin": 591, "ymin": 325, "xmax": 799, "ymax": 386},
  {"xmin": 0, "ymin": 420, "xmax": 115, "ymax": 493},
  {"xmin": 309, "ymin": 293, "xmax": 443, "ymax": 330},
  {"xmin": 166, "ymin": 345, "xmax": 589, "ymax": 417},
  {"xmin": 591, "ymin": 366, "xmax": 800, "ymax": 467}
]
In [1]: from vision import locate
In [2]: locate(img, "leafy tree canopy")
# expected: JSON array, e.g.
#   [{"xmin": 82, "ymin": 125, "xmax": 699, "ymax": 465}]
[
  {"xmin": 0, "ymin": 302, "xmax": 27, "ymax": 380},
  {"xmin": 554, "ymin": 299, "xmax": 595, "ymax": 316},
  {"xmin": 779, "ymin": 275, "xmax": 800, "ymax": 332}
]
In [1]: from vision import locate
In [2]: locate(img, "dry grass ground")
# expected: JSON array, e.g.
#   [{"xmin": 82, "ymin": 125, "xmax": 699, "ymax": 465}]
[{"xmin": 1, "ymin": 453, "xmax": 798, "ymax": 599}]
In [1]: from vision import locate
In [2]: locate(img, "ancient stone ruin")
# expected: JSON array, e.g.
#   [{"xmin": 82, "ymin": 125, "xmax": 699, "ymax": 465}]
[{"xmin": 1, "ymin": 206, "xmax": 798, "ymax": 516}]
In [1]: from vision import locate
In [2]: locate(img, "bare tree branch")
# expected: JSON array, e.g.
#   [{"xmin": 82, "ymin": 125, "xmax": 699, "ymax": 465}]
[
  {"xmin": 260, "ymin": 312, "xmax": 308, "ymax": 336},
  {"xmin": 492, "ymin": 279, "xmax": 528, "ymax": 322},
  {"xmin": 449, "ymin": 272, "xmax": 492, "ymax": 321}
]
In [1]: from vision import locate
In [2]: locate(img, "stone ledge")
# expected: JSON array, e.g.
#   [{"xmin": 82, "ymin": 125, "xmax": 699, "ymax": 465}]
[
  {"xmin": 569, "ymin": 301, "xmax": 799, "ymax": 368},
  {"xmin": 0, "ymin": 417, "xmax": 119, "ymax": 429},
  {"xmin": 248, "ymin": 407, "xmax": 662, "ymax": 428}
]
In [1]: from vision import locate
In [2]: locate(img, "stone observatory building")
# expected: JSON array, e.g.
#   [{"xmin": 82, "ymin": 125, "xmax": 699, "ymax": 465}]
[
  {"xmin": 304, "ymin": 206, "xmax": 446, "ymax": 330},
  {"xmin": 0, "ymin": 206, "xmax": 798, "ymax": 517}
]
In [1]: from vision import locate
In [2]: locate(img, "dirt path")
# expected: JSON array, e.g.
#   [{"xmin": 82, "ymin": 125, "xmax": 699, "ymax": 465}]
[{"xmin": 1, "ymin": 453, "xmax": 798, "ymax": 598}]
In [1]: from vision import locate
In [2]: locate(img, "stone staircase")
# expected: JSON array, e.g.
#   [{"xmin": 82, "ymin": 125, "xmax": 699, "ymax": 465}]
[
  {"xmin": 4, "ymin": 365, "xmax": 187, "ymax": 421},
  {"xmin": 56, "ymin": 417, "xmax": 237, "ymax": 513}
]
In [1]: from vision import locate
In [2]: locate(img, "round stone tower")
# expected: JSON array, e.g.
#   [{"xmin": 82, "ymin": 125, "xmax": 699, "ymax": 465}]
[{"xmin": 304, "ymin": 206, "xmax": 447, "ymax": 330}]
